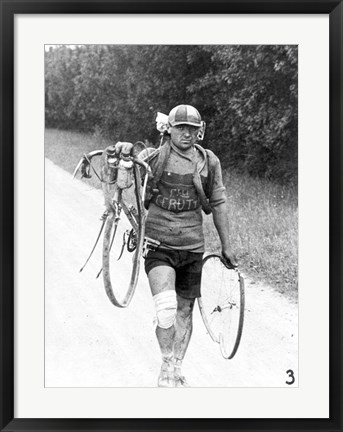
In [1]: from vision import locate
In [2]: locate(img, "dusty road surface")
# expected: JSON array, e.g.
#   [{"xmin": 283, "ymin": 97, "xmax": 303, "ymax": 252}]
[{"xmin": 45, "ymin": 158, "xmax": 298, "ymax": 388}]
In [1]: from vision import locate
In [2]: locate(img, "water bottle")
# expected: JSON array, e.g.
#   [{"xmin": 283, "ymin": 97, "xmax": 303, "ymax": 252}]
[{"xmin": 116, "ymin": 155, "xmax": 134, "ymax": 189}]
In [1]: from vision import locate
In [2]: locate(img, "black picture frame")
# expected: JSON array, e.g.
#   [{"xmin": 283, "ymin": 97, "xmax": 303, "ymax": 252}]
[{"xmin": 1, "ymin": 1, "xmax": 342, "ymax": 431}]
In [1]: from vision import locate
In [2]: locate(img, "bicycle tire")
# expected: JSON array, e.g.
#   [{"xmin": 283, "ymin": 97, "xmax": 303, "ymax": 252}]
[
  {"xmin": 102, "ymin": 164, "xmax": 146, "ymax": 308},
  {"xmin": 197, "ymin": 254, "xmax": 245, "ymax": 359}
]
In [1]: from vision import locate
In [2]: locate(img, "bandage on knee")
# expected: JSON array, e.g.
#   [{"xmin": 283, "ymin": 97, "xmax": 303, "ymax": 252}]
[{"xmin": 153, "ymin": 290, "xmax": 177, "ymax": 329}]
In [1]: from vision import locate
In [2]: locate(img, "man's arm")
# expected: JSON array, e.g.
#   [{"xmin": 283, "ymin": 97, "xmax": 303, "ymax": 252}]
[{"xmin": 211, "ymin": 201, "xmax": 237, "ymax": 267}]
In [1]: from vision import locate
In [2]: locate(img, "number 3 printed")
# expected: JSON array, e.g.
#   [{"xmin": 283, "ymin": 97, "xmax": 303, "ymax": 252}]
[{"xmin": 286, "ymin": 369, "xmax": 295, "ymax": 385}]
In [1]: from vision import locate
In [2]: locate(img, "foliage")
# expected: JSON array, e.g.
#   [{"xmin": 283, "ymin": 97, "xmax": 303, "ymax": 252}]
[{"xmin": 45, "ymin": 44, "xmax": 298, "ymax": 183}]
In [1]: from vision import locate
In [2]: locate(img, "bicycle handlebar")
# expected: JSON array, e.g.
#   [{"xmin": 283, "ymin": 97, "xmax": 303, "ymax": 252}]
[
  {"xmin": 110, "ymin": 153, "xmax": 152, "ymax": 176},
  {"xmin": 73, "ymin": 148, "xmax": 152, "ymax": 183}
]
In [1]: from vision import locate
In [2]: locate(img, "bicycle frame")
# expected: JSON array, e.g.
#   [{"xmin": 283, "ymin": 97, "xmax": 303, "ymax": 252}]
[{"xmin": 101, "ymin": 155, "xmax": 150, "ymax": 308}]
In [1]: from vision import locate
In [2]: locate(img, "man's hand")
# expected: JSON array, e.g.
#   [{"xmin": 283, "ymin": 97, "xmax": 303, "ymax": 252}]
[
  {"xmin": 114, "ymin": 141, "xmax": 134, "ymax": 156},
  {"xmin": 222, "ymin": 249, "xmax": 238, "ymax": 269}
]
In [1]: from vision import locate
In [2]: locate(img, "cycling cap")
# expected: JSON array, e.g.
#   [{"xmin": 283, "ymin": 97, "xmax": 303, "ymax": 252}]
[{"xmin": 168, "ymin": 105, "xmax": 202, "ymax": 127}]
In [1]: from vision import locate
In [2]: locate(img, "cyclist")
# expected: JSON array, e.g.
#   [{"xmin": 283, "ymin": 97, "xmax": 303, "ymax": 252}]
[{"xmin": 115, "ymin": 104, "xmax": 236, "ymax": 387}]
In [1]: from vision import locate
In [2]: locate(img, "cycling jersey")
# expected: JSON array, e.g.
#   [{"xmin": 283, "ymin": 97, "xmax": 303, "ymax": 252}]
[{"xmin": 145, "ymin": 142, "xmax": 226, "ymax": 252}]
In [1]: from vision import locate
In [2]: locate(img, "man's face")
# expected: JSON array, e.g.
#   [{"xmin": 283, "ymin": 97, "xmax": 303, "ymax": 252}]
[{"xmin": 168, "ymin": 124, "xmax": 200, "ymax": 152}]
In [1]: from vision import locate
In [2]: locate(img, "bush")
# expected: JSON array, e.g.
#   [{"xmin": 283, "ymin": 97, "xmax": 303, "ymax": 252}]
[{"xmin": 45, "ymin": 44, "xmax": 297, "ymax": 184}]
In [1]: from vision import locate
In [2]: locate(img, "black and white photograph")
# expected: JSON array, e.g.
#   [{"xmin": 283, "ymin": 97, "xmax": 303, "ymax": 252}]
[
  {"xmin": 44, "ymin": 43, "xmax": 298, "ymax": 389},
  {"xmin": 3, "ymin": 4, "xmax": 341, "ymax": 429}
]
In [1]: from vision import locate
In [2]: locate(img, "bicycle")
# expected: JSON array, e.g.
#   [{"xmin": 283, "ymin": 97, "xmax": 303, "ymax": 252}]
[
  {"xmin": 198, "ymin": 254, "xmax": 245, "ymax": 359},
  {"xmin": 74, "ymin": 144, "xmax": 154, "ymax": 308}
]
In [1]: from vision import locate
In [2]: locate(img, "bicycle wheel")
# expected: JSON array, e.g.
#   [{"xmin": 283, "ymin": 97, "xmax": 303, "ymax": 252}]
[
  {"xmin": 102, "ymin": 165, "xmax": 147, "ymax": 308},
  {"xmin": 198, "ymin": 254, "xmax": 245, "ymax": 359}
]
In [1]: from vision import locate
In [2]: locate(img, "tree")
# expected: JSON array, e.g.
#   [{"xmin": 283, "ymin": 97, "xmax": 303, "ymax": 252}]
[{"xmin": 45, "ymin": 44, "xmax": 298, "ymax": 183}]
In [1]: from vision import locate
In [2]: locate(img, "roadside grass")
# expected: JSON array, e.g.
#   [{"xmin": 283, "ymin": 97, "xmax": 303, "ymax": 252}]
[
  {"xmin": 45, "ymin": 128, "xmax": 112, "ymax": 190},
  {"xmin": 45, "ymin": 128, "xmax": 298, "ymax": 299},
  {"xmin": 203, "ymin": 172, "xmax": 298, "ymax": 299}
]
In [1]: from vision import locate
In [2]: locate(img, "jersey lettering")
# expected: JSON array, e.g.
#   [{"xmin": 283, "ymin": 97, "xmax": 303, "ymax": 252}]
[{"xmin": 153, "ymin": 172, "xmax": 200, "ymax": 213}]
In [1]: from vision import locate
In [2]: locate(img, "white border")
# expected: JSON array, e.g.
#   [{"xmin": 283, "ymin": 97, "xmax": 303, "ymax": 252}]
[{"xmin": 15, "ymin": 14, "xmax": 329, "ymax": 418}]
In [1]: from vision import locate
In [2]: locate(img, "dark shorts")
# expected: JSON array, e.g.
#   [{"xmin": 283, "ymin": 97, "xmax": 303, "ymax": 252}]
[{"xmin": 144, "ymin": 249, "xmax": 203, "ymax": 299}]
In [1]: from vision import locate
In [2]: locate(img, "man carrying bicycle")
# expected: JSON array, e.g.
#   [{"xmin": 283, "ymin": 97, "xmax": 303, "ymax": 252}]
[{"xmin": 114, "ymin": 105, "xmax": 236, "ymax": 387}]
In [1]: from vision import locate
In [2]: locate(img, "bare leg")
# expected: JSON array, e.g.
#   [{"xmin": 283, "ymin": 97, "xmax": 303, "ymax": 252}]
[
  {"xmin": 147, "ymin": 266, "xmax": 176, "ymax": 387},
  {"xmin": 173, "ymin": 295, "xmax": 195, "ymax": 386},
  {"xmin": 174, "ymin": 295, "xmax": 195, "ymax": 361}
]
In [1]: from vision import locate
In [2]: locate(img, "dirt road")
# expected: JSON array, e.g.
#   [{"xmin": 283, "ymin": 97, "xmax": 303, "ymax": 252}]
[{"xmin": 45, "ymin": 159, "xmax": 298, "ymax": 388}]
